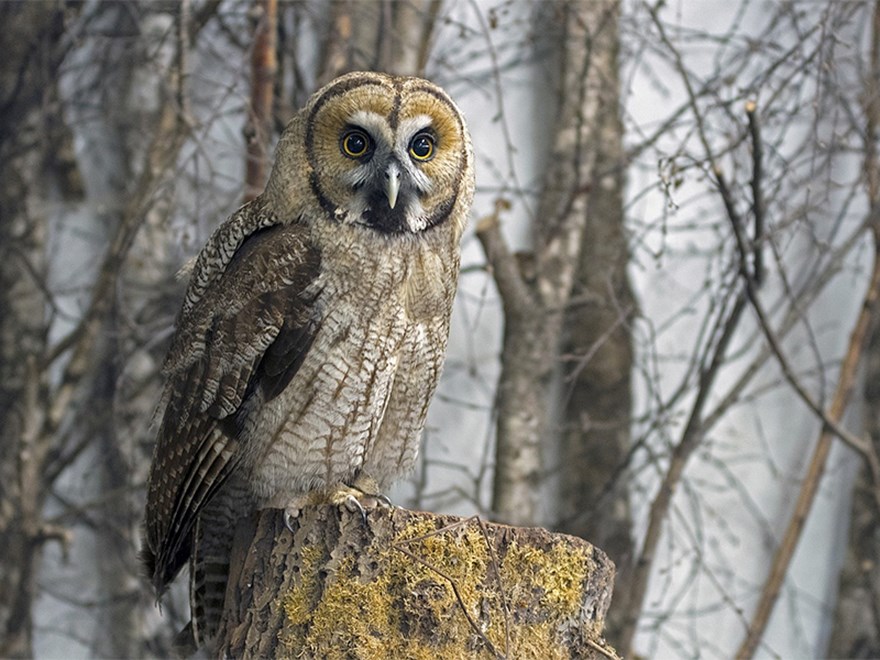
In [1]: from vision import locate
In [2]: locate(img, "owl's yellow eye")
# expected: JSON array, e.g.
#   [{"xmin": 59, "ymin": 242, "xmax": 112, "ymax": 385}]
[
  {"xmin": 409, "ymin": 133, "xmax": 435, "ymax": 161},
  {"xmin": 341, "ymin": 130, "xmax": 371, "ymax": 158}
]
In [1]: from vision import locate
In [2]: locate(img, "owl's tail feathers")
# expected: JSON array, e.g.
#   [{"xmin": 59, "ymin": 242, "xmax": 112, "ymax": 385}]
[
  {"xmin": 187, "ymin": 478, "xmax": 249, "ymax": 651},
  {"xmin": 140, "ymin": 523, "xmax": 216, "ymax": 655},
  {"xmin": 189, "ymin": 549, "xmax": 230, "ymax": 649}
]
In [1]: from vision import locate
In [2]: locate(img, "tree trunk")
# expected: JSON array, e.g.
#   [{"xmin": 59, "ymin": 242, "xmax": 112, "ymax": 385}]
[
  {"xmin": 317, "ymin": 0, "xmax": 439, "ymax": 83},
  {"xmin": 244, "ymin": 0, "xmax": 278, "ymax": 202},
  {"xmin": 555, "ymin": 0, "xmax": 634, "ymax": 647},
  {"xmin": 827, "ymin": 4, "xmax": 880, "ymax": 656},
  {"xmin": 218, "ymin": 506, "xmax": 618, "ymax": 659},
  {"xmin": 485, "ymin": 0, "xmax": 624, "ymax": 528}
]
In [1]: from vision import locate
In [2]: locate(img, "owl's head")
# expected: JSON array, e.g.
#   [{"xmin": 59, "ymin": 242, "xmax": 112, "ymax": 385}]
[{"xmin": 269, "ymin": 72, "xmax": 474, "ymax": 237}]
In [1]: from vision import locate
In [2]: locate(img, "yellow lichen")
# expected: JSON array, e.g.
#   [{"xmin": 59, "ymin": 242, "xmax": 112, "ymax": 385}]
[
  {"xmin": 503, "ymin": 540, "xmax": 594, "ymax": 614},
  {"xmin": 283, "ymin": 544, "xmax": 325, "ymax": 626}
]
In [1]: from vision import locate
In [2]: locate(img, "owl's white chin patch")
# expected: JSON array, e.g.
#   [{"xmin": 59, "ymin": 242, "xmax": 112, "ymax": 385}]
[
  {"xmin": 404, "ymin": 199, "xmax": 428, "ymax": 233},
  {"xmin": 406, "ymin": 214, "xmax": 429, "ymax": 233}
]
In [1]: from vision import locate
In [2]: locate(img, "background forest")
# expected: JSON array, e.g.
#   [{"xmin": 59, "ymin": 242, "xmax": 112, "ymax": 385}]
[{"xmin": 1, "ymin": 0, "xmax": 879, "ymax": 658}]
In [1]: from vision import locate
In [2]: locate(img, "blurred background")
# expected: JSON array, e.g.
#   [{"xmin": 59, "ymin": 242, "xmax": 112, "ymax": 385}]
[{"xmin": 1, "ymin": 0, "xmax": 877, "ymax": 657}]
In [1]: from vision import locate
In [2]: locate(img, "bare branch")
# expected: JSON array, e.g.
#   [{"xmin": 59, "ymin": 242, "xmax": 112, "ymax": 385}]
[
  {"xmin": 475, "ymin": 198, "xmax": 534, "ymax": 316},
  {"xmin": 244, "ymin": 0, "xmax": 278, "ymax": 202},
  {"xmin": 745, "ymin": 101, "xmax": 765, "ymax": 286}
]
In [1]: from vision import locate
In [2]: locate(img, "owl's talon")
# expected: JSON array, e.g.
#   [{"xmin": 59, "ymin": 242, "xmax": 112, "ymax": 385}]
[
  {"xmin": 343, "ymin": 494, "xmax": 368, "ymax": 526},
  {"xmin": 328, "ymin": 485, "xmax": 382, "ymax": 526},
  {"xmin": 283, "ymin": 506, "xmax": 301, "ymax": 532},
  {"xmin": 348, "ymin": 474, "xmax": 392, "ymax": 509}
]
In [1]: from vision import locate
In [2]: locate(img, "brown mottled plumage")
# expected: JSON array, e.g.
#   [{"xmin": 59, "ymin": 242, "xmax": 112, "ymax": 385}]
[{"xmin": 142, "ymin": 71, "xmax": 474, "ymax": 650}]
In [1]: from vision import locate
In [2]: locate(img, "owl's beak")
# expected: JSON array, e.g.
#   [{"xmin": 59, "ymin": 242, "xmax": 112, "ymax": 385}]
[{"xmin": 384, "ymin": 164, "xmax": 401, "ymax": 209}]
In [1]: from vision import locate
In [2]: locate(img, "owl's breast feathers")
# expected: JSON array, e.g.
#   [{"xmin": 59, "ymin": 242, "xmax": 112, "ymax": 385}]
[{"xmin": 143, "ymin": 215, "xmax": 320, "ymax": 593}]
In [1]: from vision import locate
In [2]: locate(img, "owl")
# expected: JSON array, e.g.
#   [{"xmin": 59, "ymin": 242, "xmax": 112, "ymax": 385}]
[{"xmin": 142, "ymin": 71, "xmax": 474, "ymax": 650}]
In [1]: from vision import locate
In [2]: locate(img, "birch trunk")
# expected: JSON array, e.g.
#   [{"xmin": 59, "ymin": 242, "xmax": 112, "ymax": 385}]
[{"xmin": 485, "ymin": 0, "xmax": 625, "ymax": 529}]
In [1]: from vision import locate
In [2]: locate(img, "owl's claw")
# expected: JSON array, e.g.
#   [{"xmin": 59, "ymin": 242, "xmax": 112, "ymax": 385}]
[
  {"xmin": 350, "ymin": 474, "xmax": 393, "ymax": 509},
  {"xmin": 283, "ymin": 504, "xmax": 303, "ymax": 532},
  {"xmin": 329, "ymin": 488, "xmax": 372, "ymax": 525},
  {"xmin": 341, "ymin": 493, "xmax": 368, "ymax": 526},
  {"xmin": 279, "ymin": 481, "xmax": 390, "ymax": 532},
  {"xmin": 328, "ymin": 484, "xmax": 389, "ymax": 526}
]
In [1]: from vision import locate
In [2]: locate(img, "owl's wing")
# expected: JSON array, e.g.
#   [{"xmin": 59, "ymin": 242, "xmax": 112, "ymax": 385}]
[{"xmin": 143, "ymin": 219, "xmax": 320, "ymax": 593}]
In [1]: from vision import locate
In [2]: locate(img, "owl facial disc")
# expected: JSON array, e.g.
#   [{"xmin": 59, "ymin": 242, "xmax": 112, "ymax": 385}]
[{"xmin": 301, "ymin": 72, "xmax": 471, "ymax": 237}]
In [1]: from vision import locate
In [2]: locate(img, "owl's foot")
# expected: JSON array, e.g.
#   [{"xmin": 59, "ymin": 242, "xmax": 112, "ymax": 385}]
[
  {"xmin": 282, "ymin": 496, "xmax": 310, "ymax": 532},
  {"xmin": 328, "ymin": 482, "xmax": 390, "ymax": 525},
  {"xmin": 350, "ymin": 473, "xmax": 393, "ymax": 509},
  {"xmin": 280, "ymin": 479, "xmax": 391, "ymax": 531},
  {"xmin": 281, "ymin": 490, "xmax": 329, "ymax": 531}
]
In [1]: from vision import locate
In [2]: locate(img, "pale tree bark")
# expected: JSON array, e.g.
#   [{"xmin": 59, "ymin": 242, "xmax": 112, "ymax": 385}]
[
  {"xmin": 481, "ymin": 0, "xmax": 623, "ymax": 528},
  {"xmin": 91, "ymin": 347, "xmax": 141, "ymax": 658},
  {"xmin": 825, "ymin": 4, "xmax": 880, "ymax": 657},
  {"xmin": 244, "ymin": 0, "xmax": 278, "ymax": 202},
  {"xmin": 318, "ymin": 0, "xmax": 440, "ymax": 83}
]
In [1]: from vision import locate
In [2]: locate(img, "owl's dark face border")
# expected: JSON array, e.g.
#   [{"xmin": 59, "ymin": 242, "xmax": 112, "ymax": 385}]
[{"xmin": 303, "ymin": 73, "xmax": 467, "ymax": 236}]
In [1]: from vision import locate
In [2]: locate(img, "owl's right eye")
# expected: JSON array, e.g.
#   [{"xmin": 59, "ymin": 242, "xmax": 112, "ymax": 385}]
[{"xmin": 341, "ymin": 130, "xmax": 371, "ymax": 158}]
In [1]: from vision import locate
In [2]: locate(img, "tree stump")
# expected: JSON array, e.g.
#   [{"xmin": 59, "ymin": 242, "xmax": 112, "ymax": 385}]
[{"xmin": 217, "ymin": 506, "xmax": 618, "ymax": 659}]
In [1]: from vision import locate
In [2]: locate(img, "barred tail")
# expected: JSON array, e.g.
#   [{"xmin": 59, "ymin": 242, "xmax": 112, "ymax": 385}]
[
  {"xmin": 189, "ymin": 528, "xmax": 230, "ymax": 649},
  {"xmin": 188, "ymin": 479, "xmax": 251, "ymax": 650}
]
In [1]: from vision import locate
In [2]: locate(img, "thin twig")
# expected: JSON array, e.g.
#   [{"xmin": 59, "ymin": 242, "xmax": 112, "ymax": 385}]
[
  {"xmin": 587, "ymin": 637, "xmax": 624, "ymax": 660},
  {"xmin": 745, "ymin": 101, "xmax": 765, "ymax": 286},
  {"xmin": 474, "ymin": 516, "xmax": 510, "ymax": 657},
  {"xmin": 244, "ymin": 0, "xmax": 277, "ymax": 202}
]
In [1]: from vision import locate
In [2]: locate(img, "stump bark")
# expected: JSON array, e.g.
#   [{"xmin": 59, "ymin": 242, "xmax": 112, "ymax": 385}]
[{"xmin": 217, "ymin": 506, "xmax": 617, "ymax": 659}]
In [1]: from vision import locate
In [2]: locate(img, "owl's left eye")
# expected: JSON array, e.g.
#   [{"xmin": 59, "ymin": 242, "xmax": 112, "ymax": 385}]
[{"xmin": 409, "ymin": 133, "xmax": 435, "ymax": 161}]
